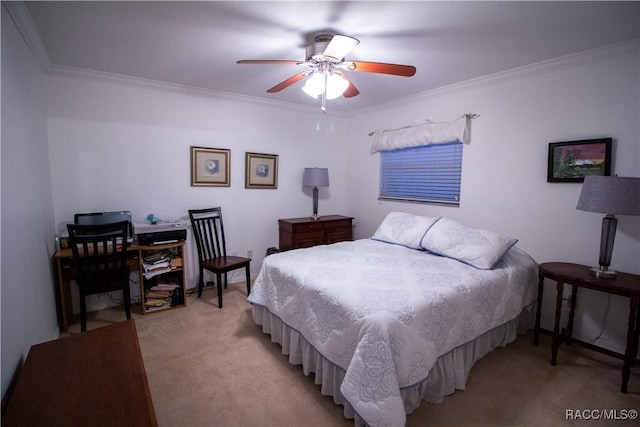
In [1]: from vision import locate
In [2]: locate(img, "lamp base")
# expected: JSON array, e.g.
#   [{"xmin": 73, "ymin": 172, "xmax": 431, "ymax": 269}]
[
  {"xmin": 590, "ymin": 266, "xmax": 617, "ymax": 278},
  {"xmin": 310, "ymin": 214, "xmax": 321, "ymax": 221}
]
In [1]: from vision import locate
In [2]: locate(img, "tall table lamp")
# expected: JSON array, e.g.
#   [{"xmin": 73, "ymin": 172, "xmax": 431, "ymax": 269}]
[
  {"xmin": 576, "ymin": 176, "xmax": 640, "ymax": 278},
  {"xmin": 303, "ymin": 167, "xmax": 330, "ymax": 220}
]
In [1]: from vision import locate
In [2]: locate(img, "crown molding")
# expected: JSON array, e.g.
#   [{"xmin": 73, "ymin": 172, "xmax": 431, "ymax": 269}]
[
  {"xmin": 354, "ymin": 39, "xmax": 640, "ymax": 116},
  {"xmin": 5, "ymin": 0, "xmax": 334, "ymax": 115},
  {"xmin": 3, "ymin": 1, "xmax": 51, "ymax": 70},
  {"xmin": 8, "ymin": 0, "xmax": 636, "ymax": 118},
  {"xmin": 45, "ymin": 63, "xmax": 340, "ymax": 115},
  {"xmin": 46, "ymin": 38, "xmax": 639, "ymax": 118}
]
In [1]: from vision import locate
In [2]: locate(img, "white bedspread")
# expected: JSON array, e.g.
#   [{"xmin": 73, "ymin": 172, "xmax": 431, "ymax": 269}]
[{"xmin": 247, "ymin": 239, "xmax": 538, "ymax": 426}]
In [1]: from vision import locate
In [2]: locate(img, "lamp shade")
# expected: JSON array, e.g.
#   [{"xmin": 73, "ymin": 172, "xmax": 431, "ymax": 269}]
[
  {"xmin": 576, "ymin": 176, "xmax": 640, "ymax": 215},
  {"xmin": 303, "ymin": 168, "xmax": 330, "ymax": 187}
]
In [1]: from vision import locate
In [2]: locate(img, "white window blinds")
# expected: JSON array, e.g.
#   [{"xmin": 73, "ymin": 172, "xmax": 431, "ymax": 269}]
[{"xmin": 379, "ymin": 142, "xmax": 463, "ymax": 205}]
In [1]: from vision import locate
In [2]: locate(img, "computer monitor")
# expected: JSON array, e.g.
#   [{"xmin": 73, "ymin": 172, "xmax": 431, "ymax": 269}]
[{"xmin": 73, "ymin": 211, "xmax": 134, "ymax": 242}]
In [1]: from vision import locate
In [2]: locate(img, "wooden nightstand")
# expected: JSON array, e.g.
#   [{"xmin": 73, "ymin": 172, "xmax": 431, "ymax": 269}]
[
  {"xmin": 534, "ymin": 262, "xmax": 640, "ymax": 393},
  {"xmin": 278, "ymin": 215, "xmax": 353, "ymax": 251}
]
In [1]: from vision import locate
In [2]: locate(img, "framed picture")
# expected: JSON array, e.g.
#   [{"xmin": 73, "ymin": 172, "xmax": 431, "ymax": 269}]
[
  {"xmin": 547, "ymin": 138, "xmax": 611, "ymax": 183},
  {"xmin": 191, "ymin": 146, "xmax": 230, "ymax": 187},
  {"xmin": 245, "ymin": 152, "xmax": 278, "ymax": 189}
]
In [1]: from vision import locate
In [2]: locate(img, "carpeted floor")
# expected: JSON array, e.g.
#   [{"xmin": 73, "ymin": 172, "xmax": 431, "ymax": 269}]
[{"xmin": 64, "ymin": 283, "xmax": 639, "ymax": 426}]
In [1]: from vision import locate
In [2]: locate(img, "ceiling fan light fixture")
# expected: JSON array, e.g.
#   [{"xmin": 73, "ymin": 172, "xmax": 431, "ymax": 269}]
[
  {"xmin": 238, "ymin": 33, "xmax": 416, "ymax": 106},
  {"xmin": 302, "ymin": 72, "xmax": 325, "ymax": 98},
  {"xmin": 325, "ymin": 73, "xmax": 349, "ymax": 100},
  {"xmin": 302, "ymin": 71, "xmax": 349, "ymax": 101}
]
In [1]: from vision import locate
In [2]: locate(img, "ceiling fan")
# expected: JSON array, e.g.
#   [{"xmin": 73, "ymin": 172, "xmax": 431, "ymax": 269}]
[{"xmin": 237, "ymin": 34, "xmax": 416, "ymax": 111}]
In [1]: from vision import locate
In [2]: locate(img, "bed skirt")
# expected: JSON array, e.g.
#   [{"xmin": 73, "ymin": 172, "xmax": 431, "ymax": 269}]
[{"xmin": 252, "ymin": 303, "xmax": 535, "ymax": 426}]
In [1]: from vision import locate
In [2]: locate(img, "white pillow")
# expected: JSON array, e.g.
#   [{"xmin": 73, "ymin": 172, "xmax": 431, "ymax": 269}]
[
  {"xmin": 371, "ymin": 212, "xmax": 441, "ymax": 250},
  {"xmin": 420, "ymin": 218, "xmax": 518, "ymax": 269}
]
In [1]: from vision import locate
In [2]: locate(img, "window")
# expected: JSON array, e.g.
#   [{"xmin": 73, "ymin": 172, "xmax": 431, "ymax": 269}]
[{"xmin": 379, "ymin": 141, "xmax": 462, "ymax": 205}]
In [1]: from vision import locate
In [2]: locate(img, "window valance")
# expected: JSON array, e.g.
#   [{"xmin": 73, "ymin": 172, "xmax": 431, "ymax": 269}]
[{"xmin": 369, "ymin": 114, "xmax": 475, "ymax": 154}]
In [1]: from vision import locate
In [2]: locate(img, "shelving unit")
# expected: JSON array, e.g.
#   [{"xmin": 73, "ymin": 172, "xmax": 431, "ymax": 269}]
[{"xmin": 138, "ymin": 241, "xmax": 187, "ymax": 314}]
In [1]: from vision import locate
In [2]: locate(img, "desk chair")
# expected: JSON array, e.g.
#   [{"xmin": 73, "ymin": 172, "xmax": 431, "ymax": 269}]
[
  {"xmin": 66, "ymin": 221, "xmax": 131, "ymax": 332},
  {"xmin": 188, "ymin": 207, "xmax": 251, "ymax": 308}
]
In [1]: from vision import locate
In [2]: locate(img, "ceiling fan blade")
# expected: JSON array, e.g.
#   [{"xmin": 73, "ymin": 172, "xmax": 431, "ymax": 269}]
[
  {"xmin": 323, "ymin": 35, "xmax": 359, "ymax": 61},
  {"xmin": 237, "ymin": 60, "xmax": 302, "ymax": 65},
  {"xmin": 347, "ymin": 61, "xmax": 416, "ymax": 77},
  {"xmin": 335, "ymin": 71, "xmax": 359, "ymax": 98},
  {"xmin": 266, "ymin": 72, "xmax": 308, "ymax": 93}
]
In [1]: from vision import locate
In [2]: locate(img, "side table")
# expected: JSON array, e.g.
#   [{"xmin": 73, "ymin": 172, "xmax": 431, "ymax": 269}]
[{"xmin": 534, "ymin": 262, "xmax": 640, "ymax": 393}]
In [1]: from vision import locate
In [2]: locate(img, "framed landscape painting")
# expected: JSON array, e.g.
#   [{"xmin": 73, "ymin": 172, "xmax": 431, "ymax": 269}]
[
  {"xmin": 191, "ymin": 146, "xmax": 230, "ymax": 187},
  {"xmin": 547, "ymin": 138, "xmax": 611, "ymax": 183}
]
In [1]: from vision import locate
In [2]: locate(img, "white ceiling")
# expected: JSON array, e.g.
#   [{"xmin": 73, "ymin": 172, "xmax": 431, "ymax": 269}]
[{"xmin": 21, "ymin": 1, "xmax": 640, "ymax": 113}]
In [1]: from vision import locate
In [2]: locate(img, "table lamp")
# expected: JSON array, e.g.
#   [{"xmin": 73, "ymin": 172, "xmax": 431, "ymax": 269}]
[
  {"xmin": 576, "ymin": 176, "xmax": 640, "ymax": 278},
  {"xmin": 303, "ymin": 168, "xmax": 329, "ymax": 220}
]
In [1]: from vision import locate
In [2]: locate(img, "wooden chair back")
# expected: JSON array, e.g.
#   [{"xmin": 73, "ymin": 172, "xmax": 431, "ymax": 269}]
[
  {"xmin": 66, "ymin": 221, "xmax": 131, "ymax": 293},
  {"xmin": 188, "ymin": 207, "xmax": 228, "ymax": 263}
]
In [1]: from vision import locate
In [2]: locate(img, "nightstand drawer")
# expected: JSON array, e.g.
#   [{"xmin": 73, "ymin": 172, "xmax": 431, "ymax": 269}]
[
  {"xmin": 326, "ymin": 228, "xmax": 351, "ymax": 244},
  {"xmin": 293, "ymin": 231, "xmax": 324, "ymax": 249},
  {"xmin": 292, "ymin": 222, "xmax": 325, "ymax": 233},
  {"xmin": 327, "ymin": 219, "xmax": 351, "ymax": 228}
]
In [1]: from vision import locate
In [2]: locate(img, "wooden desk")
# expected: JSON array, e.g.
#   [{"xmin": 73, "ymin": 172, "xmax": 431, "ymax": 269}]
[
  {"xmin": 54, "ymin": 242, "xmax": 187, "ymax": 331},
  {"xmin": 534, "ymin": 262, "xmax": 640, "ymax": 393},
  {"xmin": 2, "ymin": 320, "xmax": 157, "ymax": 426},
  {"xmin": 53, "ymin": 245, "xmax": 141, "ymax": 332}
]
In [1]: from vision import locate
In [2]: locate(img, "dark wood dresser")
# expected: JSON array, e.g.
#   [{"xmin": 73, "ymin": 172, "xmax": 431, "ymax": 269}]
[{"xmin": 278, "ymin": 215, "xmax": 353, "ymax": 251}]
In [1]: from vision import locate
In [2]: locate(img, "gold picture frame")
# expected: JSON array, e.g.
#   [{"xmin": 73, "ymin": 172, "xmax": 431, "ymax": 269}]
[
  {"xmin": 190, "ymin": 146, "xmax": 230, "ymax": 187},
  {"xmin": 245, "ymin": 152, "xmax": 278, "ymax": 189}
]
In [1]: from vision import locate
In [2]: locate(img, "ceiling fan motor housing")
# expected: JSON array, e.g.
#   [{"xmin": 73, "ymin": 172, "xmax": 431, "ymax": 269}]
[
  {"xmin": 306, "ymin": 43, "xmax": 330, "ymax": 62},
  {"xmin": 306, "ymin": 35, "xmax": 334, "ymax": 62}
]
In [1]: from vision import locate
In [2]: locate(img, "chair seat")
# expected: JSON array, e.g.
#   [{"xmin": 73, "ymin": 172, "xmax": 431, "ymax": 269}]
[{"xmin": 202, "ymin": 255, "xmax": 250, "ymax": 272}]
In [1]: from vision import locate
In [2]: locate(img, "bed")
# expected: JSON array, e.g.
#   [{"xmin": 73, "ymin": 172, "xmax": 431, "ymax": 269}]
[{"xmin": 247, "ymin": 213, "xmax": 538, "ymax": 426}]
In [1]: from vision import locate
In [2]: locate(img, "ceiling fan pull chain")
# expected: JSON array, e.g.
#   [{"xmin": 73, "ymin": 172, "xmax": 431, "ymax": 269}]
[{"xmin": 321, "ymin": 73, "xmax": 328, "ymax": 112}]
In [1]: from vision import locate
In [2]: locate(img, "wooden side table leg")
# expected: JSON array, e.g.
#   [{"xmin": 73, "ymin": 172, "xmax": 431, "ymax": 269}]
[
  {"xmin": 565, "ymin": 284, "xmax": 578, "ymax": 345},
  {"xmin": 622, "ymin": 294, "xmax": 638, "ymax": 393},
  {"xmin": 534, "ymin": 273, "xmax": 545, "ymax": 346},
  {"xmin": 551, "ymin": 279, "xmax": 564, "ymax": 366}
]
